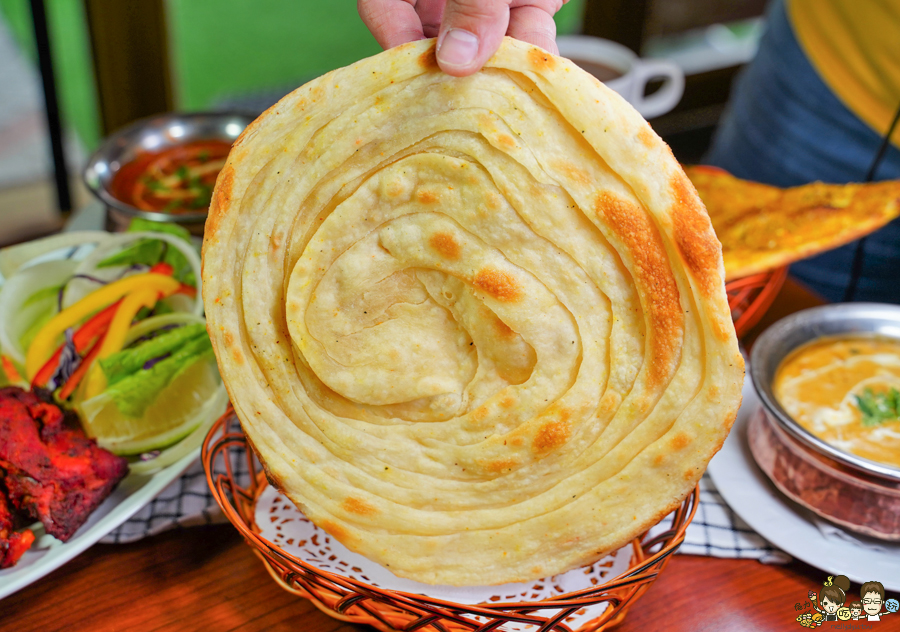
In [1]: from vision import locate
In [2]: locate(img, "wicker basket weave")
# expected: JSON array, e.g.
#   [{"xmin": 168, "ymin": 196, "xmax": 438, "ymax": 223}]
[
  {"xmin": 201, "ymin": 262, "xmax": 783, "ymax": 631},
  {"xmin": 726, "ymin": 266, "xmax": 788, "ymax": 338},
  {"xmin": 203, "ymin": 410, "xmax": 699, "ymax": 632}
]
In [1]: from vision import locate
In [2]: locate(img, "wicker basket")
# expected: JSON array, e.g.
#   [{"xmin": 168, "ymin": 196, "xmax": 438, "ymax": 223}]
[
  {"xmin": 200, "ymin": 261, "xmax": 783, "ymax": 631},
  {"xmin": 726, "ymin": 266, "xmax": 788, "ymax": 338},
  {"xmin": 203, "ymin": 410, "xmax": 699, "ymax": 632}
]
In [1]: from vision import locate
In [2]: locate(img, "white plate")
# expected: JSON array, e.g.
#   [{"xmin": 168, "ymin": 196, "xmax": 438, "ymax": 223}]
[
  {"xmin": 0, "ymin": 448, "xmax": 199, "ymax": 599},
  {"xmin": 708, "ymin": 373, "xmax": 900, "ymax": 591},
  {"xmin": 1, "ymin": 208, "xmax": 213, "ymax": 599}
]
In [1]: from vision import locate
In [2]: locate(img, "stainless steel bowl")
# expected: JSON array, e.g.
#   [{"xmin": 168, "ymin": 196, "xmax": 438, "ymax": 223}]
[
  {"xmin": 750, "ymin": 302, "xmax": 900, "ymax": 482},
  {"xmin": 83, "ymin": 112, "xmax": 254, "ymax": 232}
]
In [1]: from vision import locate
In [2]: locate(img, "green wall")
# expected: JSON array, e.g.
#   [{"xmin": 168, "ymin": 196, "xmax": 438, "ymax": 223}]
[
  {"xmin": 0, "ymin": 0, "xmax": 584, "ymax": 147},
  {"xmin": 167, "ymin": 0, "xmax": 381, "ymax": 110},
  {"xmin": 168, "ymin": 0, "xmax": 585, "ymax": 110},
  {"xmin": 555, "ymin": 0, "xmax": 584, "ymax": 38}
]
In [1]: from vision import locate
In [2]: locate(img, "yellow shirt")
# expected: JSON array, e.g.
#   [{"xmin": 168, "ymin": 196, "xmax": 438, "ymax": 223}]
[{"xmin": 788, "ymin": 0, "xmax": 900, "ymax": 145}]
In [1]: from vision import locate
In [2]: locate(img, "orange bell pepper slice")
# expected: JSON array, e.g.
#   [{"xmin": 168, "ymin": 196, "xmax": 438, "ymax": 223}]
[
  {"xmin": 58, "ymin": 333, "xmax": 106, "ymax": 400},
  {"xmin": 1, "ymin": 356, "xmax": 23, "ymax": 384},
  {"xmin": 31, "ymin": 299, "xmax": 122, "ymax": 389}
]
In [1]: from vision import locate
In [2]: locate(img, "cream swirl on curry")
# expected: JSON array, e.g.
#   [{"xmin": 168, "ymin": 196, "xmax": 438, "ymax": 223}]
[{"xmin": 774, "ymin": 336, "xmax": 900, "ymax": 468}]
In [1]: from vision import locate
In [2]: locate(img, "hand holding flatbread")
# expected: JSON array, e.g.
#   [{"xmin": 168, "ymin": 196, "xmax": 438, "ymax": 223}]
[{"xmin": 202, "ymin": 38, "xmax": 743, "ymax": 586}]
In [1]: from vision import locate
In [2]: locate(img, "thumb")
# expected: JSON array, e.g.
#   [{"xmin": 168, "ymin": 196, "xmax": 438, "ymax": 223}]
[{"xmin": 436, "ymin": 0, "xmax": 510, "ymax": 76}]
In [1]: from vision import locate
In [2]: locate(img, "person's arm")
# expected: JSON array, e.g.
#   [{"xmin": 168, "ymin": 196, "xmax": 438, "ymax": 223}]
[{"xmin": 357, "ymin": 0, "xmax": 566, "ymax": 76}]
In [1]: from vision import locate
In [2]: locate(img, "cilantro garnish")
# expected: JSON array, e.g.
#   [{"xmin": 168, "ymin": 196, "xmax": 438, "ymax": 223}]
[
  {"xmin": 854, "ymin": 388, "xmax": 900, "ymax": 427},
  {"xmin": 143, "ymin": 177, "xmax": 167, "ymax": 192}
]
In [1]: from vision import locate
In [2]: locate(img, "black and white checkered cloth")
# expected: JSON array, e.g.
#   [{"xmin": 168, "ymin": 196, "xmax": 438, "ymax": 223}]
[
  {"xmin": 101, "ymin": 464, "xmax": 791, "ymax": 562},
  {"xmin": 663, "ymin": 474, "xmax": 790, "ymax": 562},
  {"xmin": 99, "ymin": 460, "xmax": 235, "ymax": 543}
]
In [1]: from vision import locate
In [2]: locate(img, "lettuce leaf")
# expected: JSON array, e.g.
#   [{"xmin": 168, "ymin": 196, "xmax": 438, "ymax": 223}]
[
  {"xmin": 104, "ymin": 331, "xmax": 214, "ymax": 418},
  {"xmin": 18, "ymin": 286, "xmax": 60, "ymax": 352},
  {"xmin": 96, "ymin": 219, "xmax": 196, "ymax": 286},
  {"xmin": 23, "ymin": 284, "xmax": 63, "ymax": 308},
  {"xmin": 95, "ymin": 239, "xmax": 164, "ymax": 269},
  {"xmin": 127, "ymin": 217, "xmax": 191, "ymax": 241},
  {"xmin": 99, "ymin": 323, "xmax": 206, "ymax": 386},
  {"xmin": 18, "ymin": 308, "xmax": 55, "ymax": 355}
]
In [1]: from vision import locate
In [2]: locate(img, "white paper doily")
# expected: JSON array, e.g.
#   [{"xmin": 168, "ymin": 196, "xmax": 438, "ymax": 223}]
[{"xmin": 255, "ymin": 485, "xmax": 634, "ymax": 631}]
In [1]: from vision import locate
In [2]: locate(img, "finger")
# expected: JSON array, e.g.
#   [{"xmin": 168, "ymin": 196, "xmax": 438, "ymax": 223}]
[
  {"xmin": 358, "ymin": 0, "xmax": 426, "ymax": 49},
  {"xmin": 416, "ymin": 0, "xmax": 446, "ymax": 39},
  {"xmin": 436, "ymin": 0, "xmax": 510, "ymax": 76},
  {"xmin": 507, "ymin": 5, "xmax": 559, "ymax": 55}
]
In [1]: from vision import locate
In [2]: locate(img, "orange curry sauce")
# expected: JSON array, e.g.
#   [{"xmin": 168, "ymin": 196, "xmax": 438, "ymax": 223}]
[
  {"xmin": 774, "ymin": 335, "xmax": 900, "ymax": 468},
  {"xmin": 110, "ymin": 140, "xmax": 231, "ymax": 214}
]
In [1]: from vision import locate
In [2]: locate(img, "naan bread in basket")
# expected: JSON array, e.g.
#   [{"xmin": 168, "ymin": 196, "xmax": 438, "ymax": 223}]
[
  {"xmin": 202, "ymin": 38, "xmax": 744, "ymax": 586},
  {"xmin": 685, "ymin": 166, "xmax": 900, "ymax": 281}
]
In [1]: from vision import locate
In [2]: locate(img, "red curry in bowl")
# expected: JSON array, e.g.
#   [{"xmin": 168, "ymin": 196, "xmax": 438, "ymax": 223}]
[{"xmin": 109, "ymin": 139, "xmax": 231, "ymax": 214}]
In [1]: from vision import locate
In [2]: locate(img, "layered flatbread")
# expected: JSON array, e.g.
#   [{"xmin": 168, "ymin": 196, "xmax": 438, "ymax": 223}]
[{"xmin": 203, "ymin": 38, "xmax": 743, "ymax": 586}]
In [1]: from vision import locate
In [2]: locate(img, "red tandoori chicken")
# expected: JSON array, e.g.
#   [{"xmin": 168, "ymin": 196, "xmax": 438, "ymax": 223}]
[{"xmin": 0, "ymin": 386, "xmax": 128, "ymax": 567}]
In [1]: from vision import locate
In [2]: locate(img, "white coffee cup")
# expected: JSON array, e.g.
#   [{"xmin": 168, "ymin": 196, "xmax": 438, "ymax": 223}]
[{"xmin": 557, "ymin": 36, "xmax": 685, "ymax": 119}]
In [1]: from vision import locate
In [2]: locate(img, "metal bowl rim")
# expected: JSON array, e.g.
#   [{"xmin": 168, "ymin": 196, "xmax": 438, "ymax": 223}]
[
  {"xmin": 750, "ymin": 302, "xmax": 900, "ymax": 483},
  {"xmin": 83, "ymin": 111, "xmax": 255, "ymax": 222}
]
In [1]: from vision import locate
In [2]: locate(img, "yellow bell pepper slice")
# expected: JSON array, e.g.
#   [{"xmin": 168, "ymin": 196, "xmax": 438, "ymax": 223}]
[
  {"xmin": 25, "ymin": 273, "xmax": 180, "ymax": 379},
  {"xmin": 81, "ymin": 287, "xmax": 160, "ymax": 400}
]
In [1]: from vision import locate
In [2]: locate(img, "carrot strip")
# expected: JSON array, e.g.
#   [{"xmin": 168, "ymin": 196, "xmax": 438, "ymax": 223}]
[
  {"xmin": 175, "ymin": 284, "xmax": 196, "ymax": 298},
  {"xmin": 149, "ymin": 262, "xmax": 174, "ymax": 276},
  {"xmin": 1, "ymin": 356, "xmax": 23, "ymax": 384},
  {"xmin": 58, "ymin": 333, "xmax": 106, "ymax": 400},
  {"xmin": 31, "ymin": 299, "xmax": 122, "ymax": 388},
  {"xmin": 150, "ymin": 262, "xmax": 198, "ymax": 299}
]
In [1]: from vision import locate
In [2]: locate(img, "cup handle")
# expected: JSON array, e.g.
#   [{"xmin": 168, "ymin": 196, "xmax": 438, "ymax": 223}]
[{"xmin": 630, "ymin": 59, "xmax": 685, "ymax": 119}]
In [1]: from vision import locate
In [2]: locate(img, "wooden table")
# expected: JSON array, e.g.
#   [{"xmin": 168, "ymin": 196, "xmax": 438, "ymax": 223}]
[{"xmin": 6, "ymin": 279, "xmax": 844, "ymax": 632}]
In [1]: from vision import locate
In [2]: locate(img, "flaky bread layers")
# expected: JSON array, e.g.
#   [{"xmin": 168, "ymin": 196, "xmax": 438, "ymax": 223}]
[{"xmin": 202, "ymin": 38, "xmax": 743, "ymax": 586}]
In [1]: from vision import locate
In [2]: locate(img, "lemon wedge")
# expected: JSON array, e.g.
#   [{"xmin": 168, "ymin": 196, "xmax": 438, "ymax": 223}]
[{"xmin": 77, "ymin": 352, "xmax": 223, "ymax": 456}]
